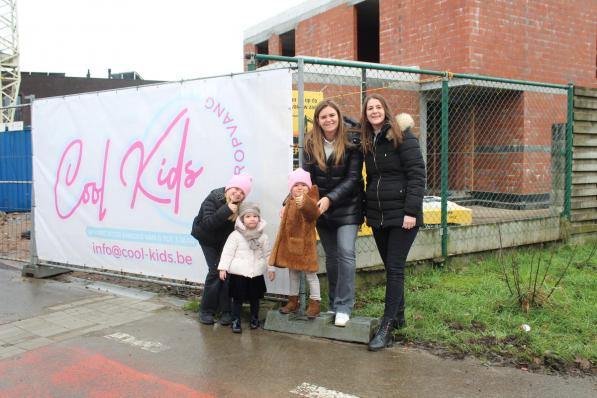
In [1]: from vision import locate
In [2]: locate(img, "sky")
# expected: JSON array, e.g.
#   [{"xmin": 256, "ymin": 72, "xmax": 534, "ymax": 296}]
[{"xmin": 18, "ymin": 0, "xmax": 306, "ymax": 81}]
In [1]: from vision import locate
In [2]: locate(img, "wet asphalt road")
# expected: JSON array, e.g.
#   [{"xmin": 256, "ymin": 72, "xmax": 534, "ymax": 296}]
[{"xmin": 1, "ymin": 262, "xmax": 595, "ymax": 398}]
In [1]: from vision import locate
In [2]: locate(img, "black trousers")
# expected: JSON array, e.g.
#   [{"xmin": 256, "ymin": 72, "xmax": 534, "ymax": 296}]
[
  {"xmin": 199, "ymin": 242, "xmax": 231, "ymax": 316},
  {"xmin": 232, "ymin": 298, "xmax": 260, "ymax": 321},
  {"xmin": 372, "ymin": 226, "xmax": 419, "ymax": 320}
]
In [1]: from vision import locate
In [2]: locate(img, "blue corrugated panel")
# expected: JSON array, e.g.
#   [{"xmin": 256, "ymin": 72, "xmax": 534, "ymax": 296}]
[{"xmin": 0, "ymin": 130, "xmax": 32, "ymax": 212}]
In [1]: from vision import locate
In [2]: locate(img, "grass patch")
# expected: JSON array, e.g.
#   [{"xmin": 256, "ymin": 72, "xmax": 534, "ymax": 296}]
[
  {"xmin": 183, "ymin": 298, "xmax": 200, "ymax": 313},
  {"xmin": 354, "ymin": 240, "xmax": 597, "ymax": 373}
]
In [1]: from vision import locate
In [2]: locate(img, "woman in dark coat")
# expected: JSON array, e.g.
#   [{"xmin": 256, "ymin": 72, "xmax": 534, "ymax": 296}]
[
  {"xmin": 303, "ymin": 99, "xmax": 364, "ymax": 327},
  {"xmin": 191, "ymin": 173, "xmax": 252, "ymax": 326},
  {"xmin": 359, "ymin": 94, "xmax": 426, "ymax": 351}
]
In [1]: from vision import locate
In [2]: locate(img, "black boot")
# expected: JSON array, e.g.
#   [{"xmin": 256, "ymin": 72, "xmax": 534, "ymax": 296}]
[
  {"xmin": 220, "ymin": 312, "xmax": 232, "ymax": 326},
  {"xmin": 232, "ymin": 318, "xmax": 242, "ymax": 333},
  {"xmin": 368, "ymin": 317, "xmax": 395, "ymax": 351},
  {"xmin": 396, "ymin": 310, "xmax": 406, "ymax": 329}
]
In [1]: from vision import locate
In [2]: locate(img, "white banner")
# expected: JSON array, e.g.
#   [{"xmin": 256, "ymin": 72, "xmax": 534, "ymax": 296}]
[{"xmin": 32, "ymin": 69, "xmax": 293, "ymax": 293}]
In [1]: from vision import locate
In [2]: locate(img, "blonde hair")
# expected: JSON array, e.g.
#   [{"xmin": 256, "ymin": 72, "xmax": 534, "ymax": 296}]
[
  {"xmin": 360, "ymin": 93, "xmax": 403, "ymax": 154},
  {"xmin": 304, "ymin": 100, "xmax": 348, "ymax": 171},
  {"xmin": 225, "ymin": 189, "xmax": 241, "ymax": 222}
]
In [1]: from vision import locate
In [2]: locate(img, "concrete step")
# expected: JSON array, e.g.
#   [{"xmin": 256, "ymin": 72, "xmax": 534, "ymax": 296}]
[{"xmin": 263, "ymin": 311, "xmax": 379, "ymax": 344}]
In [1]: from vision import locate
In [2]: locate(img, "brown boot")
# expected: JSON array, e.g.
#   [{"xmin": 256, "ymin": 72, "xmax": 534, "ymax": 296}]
[
  {"xmin": 279, "ymin": 296, "xmax": 299, "ymax": 314},
  {"xmin": 305, "ymin": 299, "xmax": 320, "ymax": 319}
]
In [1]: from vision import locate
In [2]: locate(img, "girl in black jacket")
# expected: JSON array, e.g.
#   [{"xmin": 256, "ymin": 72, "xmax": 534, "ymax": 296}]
[
  {"xmin": 360, "ymin": 94, "xmax": 426, "ymax": 351},
  {"xmin": 191, "ymin": 173, "xmax": 253, "ymax": 326},
  {"xmin": 303, "ymin": 100, "xmax": 364, "ymax": 327}
]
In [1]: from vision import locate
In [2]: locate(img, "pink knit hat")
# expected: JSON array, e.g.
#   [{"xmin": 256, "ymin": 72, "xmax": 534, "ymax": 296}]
[
  {"xmin": 288, "ymin": 168, "xmax": 312, "ymax": 192},
  {"xmin": 225, "ymin": 173, "xmax": 252, "ymax": 197}
]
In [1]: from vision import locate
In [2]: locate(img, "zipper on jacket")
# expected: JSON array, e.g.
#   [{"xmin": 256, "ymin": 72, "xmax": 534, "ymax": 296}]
[{"xmin": 373, "ymin": 133, "xmax": 384, "ymax": 226}]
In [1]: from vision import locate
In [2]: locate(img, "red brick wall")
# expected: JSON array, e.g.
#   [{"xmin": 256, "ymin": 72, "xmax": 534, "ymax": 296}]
[
  {"xmin": 295, "ymin": 3, "xmax": 357, "ymax": 59},
  {"xmin": 437, "ymin": 90, "xmax": 566, "ymax": 196},
  {"xmin": 466, "ymin": 1, "xmax": 595, "ymax": 87},
  {"xmin": 269, "ymin": 35, "xmax": 282, "ymax": 56},
  {"xmin": 520, "ymin": 92, "xmax": 567, "ymax": 194},
  {"xmin": 380, "ymin": 0, "xmax": 596, "ymax": 87},
  {"xmin": 243, "ymin": 43, "xmax": 256, "ymax": 70},
  {"xmin": 380, "ymin": 0, "xmax": 471, "ymax": 73}
]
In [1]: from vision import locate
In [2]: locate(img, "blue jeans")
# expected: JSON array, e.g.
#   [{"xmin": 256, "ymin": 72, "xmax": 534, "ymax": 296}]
[{"xmin": 317, "ymin": 224, "xmax": 359, "ymax": 315}]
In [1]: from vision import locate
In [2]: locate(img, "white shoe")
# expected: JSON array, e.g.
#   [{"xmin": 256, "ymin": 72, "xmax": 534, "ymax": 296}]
[{"xmin": 334, "ymin": 312, "xmax": 349, "ymax": 327}]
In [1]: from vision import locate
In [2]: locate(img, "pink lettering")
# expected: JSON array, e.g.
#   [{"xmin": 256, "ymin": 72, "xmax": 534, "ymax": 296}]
[
  {"xmin": 227, "ymin": 125, "xmax": 237, "ymax": 137},
  {"xmin": 54, "ymin": 140, "xmax": 109, "ymax": 221},
  {"xmin": 214, "ymin": 103, "xmax": 225, "ymax": 118},
  {"xmin": 206, "ymin": 97, "xmax": 247, "ymax": 173},
  {"xmin": 120, "ymin": 108, "xmax": 204, "ymax": 214},
  {"xmin": 234, "ymin": 150, "xmax": 245, "ymax": 162}
]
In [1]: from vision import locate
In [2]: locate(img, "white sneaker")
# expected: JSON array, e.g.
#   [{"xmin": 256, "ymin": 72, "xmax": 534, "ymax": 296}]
[{"xmin": 334, "ymin": 312, "xmax": 349, "ymax": 327}]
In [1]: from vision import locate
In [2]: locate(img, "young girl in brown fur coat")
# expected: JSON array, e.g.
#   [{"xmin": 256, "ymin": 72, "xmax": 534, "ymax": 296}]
[{"xmin": 269, "ymin": 168, "xmax": 321, "ymax": 318}]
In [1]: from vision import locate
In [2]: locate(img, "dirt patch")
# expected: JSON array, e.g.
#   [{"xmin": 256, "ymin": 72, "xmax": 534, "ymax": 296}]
[
  {"xmin": 395, "ymin": 333, "xmax": 595, "ymax": 377},
  {"xmin": 0, "ymin": 212, "xmax": 31, "ymax": 261},
  {"xmin": 55, "ymin": 271, "xmax": 202, "ymax": 300},
  {"xmin": 446, "ymin": 320, "xmax": 486, "ymax": 332}
]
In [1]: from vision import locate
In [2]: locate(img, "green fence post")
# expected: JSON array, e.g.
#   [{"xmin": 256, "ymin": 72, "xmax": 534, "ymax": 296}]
[
  {"xmin": 564, "ymin": 83, "xmax": 574, "ymax": 219},
  {"xmin": 441, "ymin": 77, "xmax": 449, "ymax": 258}
]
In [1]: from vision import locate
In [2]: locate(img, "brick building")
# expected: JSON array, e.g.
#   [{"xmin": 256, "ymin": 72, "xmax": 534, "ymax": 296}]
[
  {"xmin": 244, "ymin": 0, "xmax": 595, "ymax": 86},
  {"xmin": 243, "ymin": 0, "xmax": 596, "ymax": 209}
]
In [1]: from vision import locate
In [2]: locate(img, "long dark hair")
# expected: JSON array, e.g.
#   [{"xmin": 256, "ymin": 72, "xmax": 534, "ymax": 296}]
[
  {"xmin": 360, "ymin": 93, "xmax": 402, "ymax": 154},
  {"xmin": 304, "ymin": 100, "xmax": 348, "ymax": 171}
]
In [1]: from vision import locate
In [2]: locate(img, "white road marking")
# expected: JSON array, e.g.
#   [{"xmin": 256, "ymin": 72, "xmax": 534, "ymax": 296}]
[
  {"xmin": 104, "ymin": 332, "xmax": 169, "ymax": 353},
  {"xmin": 290, "ymin": 382, "xmax": 360, "ymax": 398}
]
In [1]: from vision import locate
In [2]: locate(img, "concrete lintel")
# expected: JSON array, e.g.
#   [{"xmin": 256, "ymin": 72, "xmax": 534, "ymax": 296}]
[
  {"xmin": 263, "ymin": 311, "xmax": 379, "ymax": 343},
  {"xmin": 244, "ymin": 0, "xmax": 358, "ymax": 44}
]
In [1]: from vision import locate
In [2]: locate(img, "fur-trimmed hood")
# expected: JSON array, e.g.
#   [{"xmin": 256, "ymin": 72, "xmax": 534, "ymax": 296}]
[
  {"xmin": 396, "ymin": 113, "xmax": 414, "ymax": 132},
  {"xmin": 395, "ymin": 112, "xmax": 418, "ymax": 139}
]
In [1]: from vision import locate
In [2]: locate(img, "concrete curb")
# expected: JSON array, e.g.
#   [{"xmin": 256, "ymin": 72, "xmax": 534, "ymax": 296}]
[{"xmin": 263, "ymin": 311, "xmax": 379, "ymax": 343}]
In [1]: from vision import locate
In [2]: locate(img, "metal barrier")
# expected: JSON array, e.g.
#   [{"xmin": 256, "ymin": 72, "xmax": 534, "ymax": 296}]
[
  {"xmin": 0, "ymin": 57, "xmax": 573, "ymax": 284},
  {"xmin": 0, "ymin": 125, "xmax": 31, "ymax": 262}
]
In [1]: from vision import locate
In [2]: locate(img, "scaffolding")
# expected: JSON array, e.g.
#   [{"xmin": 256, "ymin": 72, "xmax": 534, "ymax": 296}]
[{"xmin": 0, "ymin": 0, "xmax": 20, "ymax": 124}]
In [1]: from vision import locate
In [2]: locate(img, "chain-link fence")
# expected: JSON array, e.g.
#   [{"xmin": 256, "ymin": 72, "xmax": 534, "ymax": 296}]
[
  {"xmin": 0, "ymin": 58, "xmax": 572, "ymax": 273},
  {"xmin": 250, "ymin": 54, "xmax": 571, "ymax": 264},
  {"xmin": 0, "ymin": 108, "xmax": 32, "ymax": 262}
]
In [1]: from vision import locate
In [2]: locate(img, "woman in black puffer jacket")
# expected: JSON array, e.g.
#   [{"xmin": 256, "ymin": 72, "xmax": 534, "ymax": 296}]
[
  {"xmin": 303, "ymin": 99, "xmax": 364, "ymax": 327},
  {"xmin": 190, "ymin": 174, "xmax": 253, "ymax": 327},
  {"xmin": 359, "ymin": 94, "xmax": 426, "ymax": 351}
]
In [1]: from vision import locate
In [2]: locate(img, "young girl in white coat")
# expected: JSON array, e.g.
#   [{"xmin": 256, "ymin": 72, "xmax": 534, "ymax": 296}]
[{"xmin": 218, "ymin": 202, "xmax": 275, "ymax": 333}]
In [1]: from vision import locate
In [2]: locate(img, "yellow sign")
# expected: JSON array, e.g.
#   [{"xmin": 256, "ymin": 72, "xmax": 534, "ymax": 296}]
[{"xmin": 292, "ymin": 91, "xmax": 324, "ymax": 137}]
